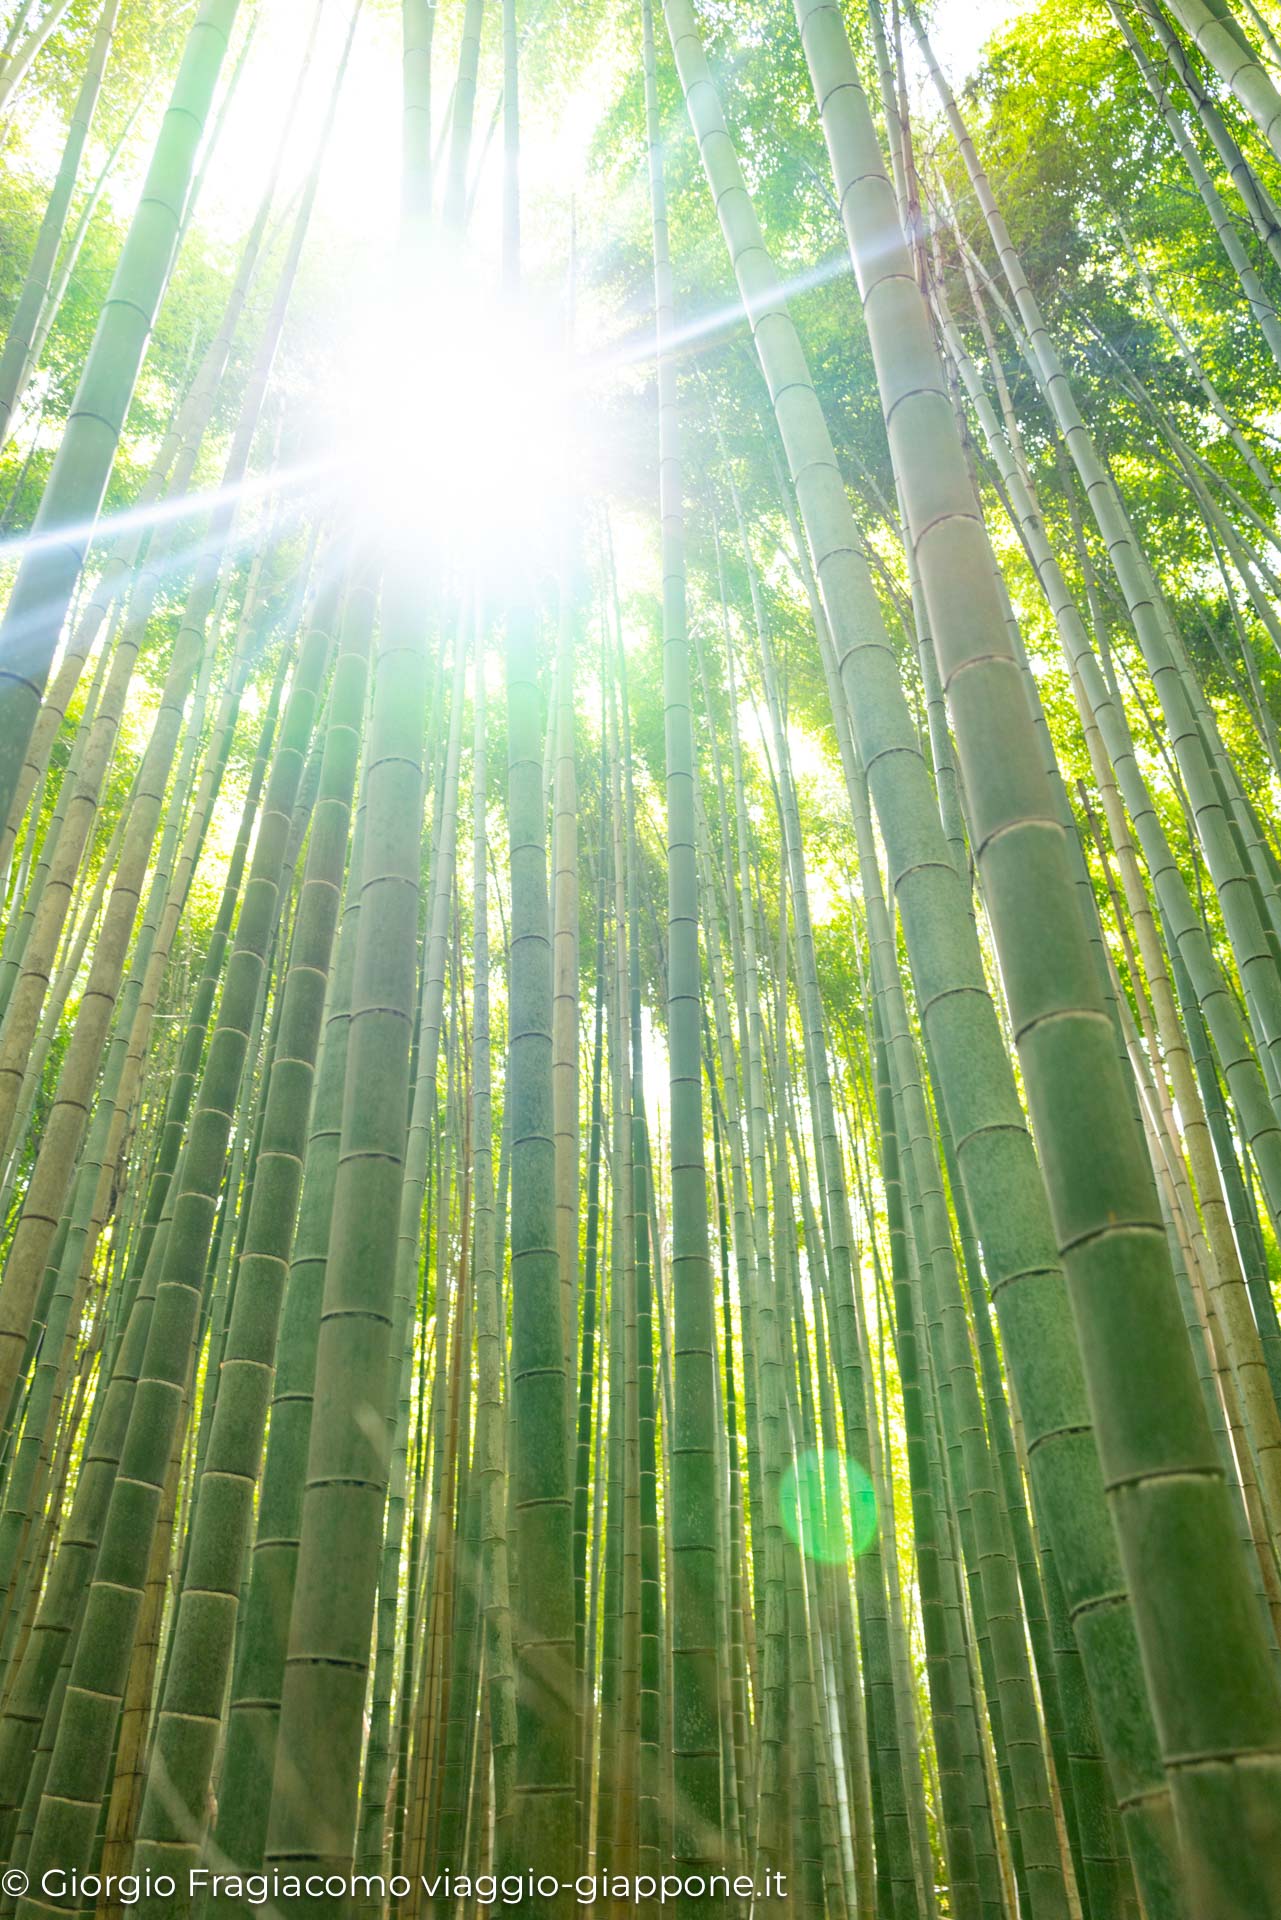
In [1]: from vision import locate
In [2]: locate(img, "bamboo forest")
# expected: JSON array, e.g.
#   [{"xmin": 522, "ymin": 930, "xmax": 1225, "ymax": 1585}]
[{"xmin": 10, "ymin": 0, "xmax": 1281, "ymax": 1915}]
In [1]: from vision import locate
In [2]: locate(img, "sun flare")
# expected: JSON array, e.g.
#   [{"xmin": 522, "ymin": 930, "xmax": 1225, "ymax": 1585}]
[{"xmin": 333, "ymin": 258, "xmax": 575, "ymax": 572}]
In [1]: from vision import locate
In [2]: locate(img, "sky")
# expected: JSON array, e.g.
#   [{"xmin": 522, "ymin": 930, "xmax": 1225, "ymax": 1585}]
[
  {"xmin": 185, "ymin": 0, "xmax": 1031, "ymax": 259},
  {"xmin": 0, "ymin": 0, "xmax": 1039, "ymax": 1014},
  {"xmin": 4, "ymin": 0, "xmax": 1037, "ymax": 591},
  {"xmin": 9, "ymin": 0, "xmax": 1034, "ymax": 261},
  {"xmin": 145, "ymin": 0, "xmax": 1038, "ymax": 662},
  {"xmin": 929, "ymin": 0, "xmax": 1025, "ymax": 81}
]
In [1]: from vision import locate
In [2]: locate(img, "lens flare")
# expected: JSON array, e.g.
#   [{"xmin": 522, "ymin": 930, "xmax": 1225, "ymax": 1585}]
[
  {"xmin": 781, "ymin": 1448, "xmax": 877, "ymax": 1564},
  {"xmin": 331, "ymin": 253, "xmax": 572, "ymax": 579}
]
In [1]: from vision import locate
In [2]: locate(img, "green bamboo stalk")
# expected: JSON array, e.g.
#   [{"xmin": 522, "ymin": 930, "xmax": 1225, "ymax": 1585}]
[
  {"xmin": 130, "ymin": 560, "xmax": 372, "ymax": 1904},
  {"xmin": 0, "ymin": 0, "xmax": 244, "ymax": 838},
  {"xmin": 574, "ymin": 704, "xmax": 608, "ymax": 1837},
  {"xmin": 0, "ymin": 0, "xmax": 77, "ymax": 115},
  {"xmin": 640, "ymin": 0, "xmax": 722, "ymax": 1884},
  {"xmin": 443, "ymin": 0, "xmax": 485, "ymax": 233},
  {"xmin": 1132, "ymin": 0, "xmax": 1281, "ymax": 269},
  {"xmin": 1162, "ymin": 0, "xmax": 1281, "ymax": 161},
  {"xmin": 471, "ymin": 628, "xmax": 517, "ymax": 1856},
  {"xmin": 9, "ymin": 557, "xmax": 342, "ymax": 1909},
  {"xmin": 0, "ymin": 0, "xmax": 122, "ymax": 446},
  {"xmin": 502, "ymin": 571, "xmax": 576, "ymax": 1900},
  {"xmin": 0, "ymin": 109, "xmax": 337, "ymax": 1434},
  {"xmin": 208, "ymin": 732, "xmax": 370, "ymax": 1884},
  {"xmin": 797, "ymin": 5, "xmax": 1281, "ymax": 1905},
  {"xmin": 552, "ymin": 531, "xmax": 581, "ymax": 1412},
  {"xmin": 262, "ymin": 520, "xmax": 428, "ymax": 1887}
]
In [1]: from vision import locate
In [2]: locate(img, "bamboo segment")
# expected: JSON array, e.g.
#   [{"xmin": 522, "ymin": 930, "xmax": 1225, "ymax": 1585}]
[{"xmin": 0, "ymin": 0, "xmax": 244, "ymax": 835}]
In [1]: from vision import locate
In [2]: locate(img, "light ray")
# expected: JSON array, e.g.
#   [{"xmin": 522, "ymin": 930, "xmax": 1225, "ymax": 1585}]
[
  {"xmin": 588, "ymin": 247, "xmax": 856, "ymax": 379},
  {"xmin": 0, "ymin": 455, "xmax": 332, "ymax": 579}
]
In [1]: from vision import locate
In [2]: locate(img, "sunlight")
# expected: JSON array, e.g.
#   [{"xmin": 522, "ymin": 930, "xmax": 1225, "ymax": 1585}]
[
  {"xmin": 919, "ymin": 0, "xmax": 1027, "ymax": 81},
  {"xmin": 0, "ymin": 459, "xmax": 319, "ymax": 574},
  {"xmin": 180, "ymin": 7, "xmax": 402, "ymax": 251},
  {"xmin": 335, "ymin": 256, "xmax": 574, "ymax": 576}
]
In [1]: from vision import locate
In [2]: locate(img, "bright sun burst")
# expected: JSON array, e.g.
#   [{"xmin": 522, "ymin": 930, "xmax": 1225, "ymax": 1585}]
[{"xmin": 334, "ymin": 254, "xmax": 574, "ymax": 574}]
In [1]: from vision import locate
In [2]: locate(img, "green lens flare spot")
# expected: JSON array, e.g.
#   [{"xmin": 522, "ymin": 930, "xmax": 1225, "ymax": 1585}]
[{"xmin": 781, "ymin": 1449, "xmax": 877, "ymax": 1564}]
